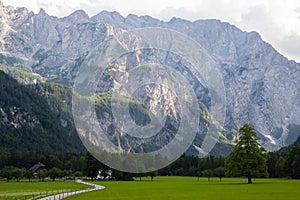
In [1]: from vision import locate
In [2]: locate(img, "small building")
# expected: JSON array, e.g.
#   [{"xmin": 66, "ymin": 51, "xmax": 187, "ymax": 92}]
[{"xmin": 30, "ymin": 162, "xmax": 46, "ymax": 173}]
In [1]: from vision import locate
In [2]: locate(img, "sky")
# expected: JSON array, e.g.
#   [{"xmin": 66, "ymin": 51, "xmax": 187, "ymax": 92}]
[{"xmin": 2, "ymin": 0, "xmax": 300, "ymax": 62}]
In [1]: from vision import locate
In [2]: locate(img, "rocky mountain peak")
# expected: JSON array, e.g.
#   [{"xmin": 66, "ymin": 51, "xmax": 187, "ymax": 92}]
[
  {"xmin": 91, "ymin": 10, "xmax": 124, "ymax": 26},
  {"xmin": 62, "ymin": 9, "xmax": 90, "ymax": 23},
  {"xmin": 38, "ymin": 8, "xmax": 46, "ymax": 15}
]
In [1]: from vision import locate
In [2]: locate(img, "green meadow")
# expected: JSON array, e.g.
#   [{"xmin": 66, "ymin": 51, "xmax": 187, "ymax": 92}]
[
  {"xmin": 0, "ymin": 180, "xmax": 91, "ymax": 200},
  {"xmin": 66, "ymin": 176, "xmax": 300, "ymax": 200},
  {"xmin": 1, "ymin": 177, "xmax": 299, "ymax": 200}
]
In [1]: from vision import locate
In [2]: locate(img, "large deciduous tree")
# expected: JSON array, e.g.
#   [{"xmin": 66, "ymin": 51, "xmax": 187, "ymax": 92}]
[
  {"xmin": 214, "ymin": 167, "xmax": 226, "ymax": 182},
  {"xmin": 49, "ymin": 167, "xmax": 62, "ymax": 181},
  {"xmin": 225, "ymin": 124, "xmax": 269, "ymax": 184}
]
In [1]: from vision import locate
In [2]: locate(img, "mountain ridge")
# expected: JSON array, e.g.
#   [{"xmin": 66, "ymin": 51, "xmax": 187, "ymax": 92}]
[{"xmin": 0, "ymin": 2, "xmax": 300, "ymax": 153}]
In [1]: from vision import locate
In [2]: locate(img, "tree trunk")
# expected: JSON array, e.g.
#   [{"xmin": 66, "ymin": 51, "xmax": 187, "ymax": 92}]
[{"xmin": 247, "ymin": 176, "xmax": 252, "ymax": 184}]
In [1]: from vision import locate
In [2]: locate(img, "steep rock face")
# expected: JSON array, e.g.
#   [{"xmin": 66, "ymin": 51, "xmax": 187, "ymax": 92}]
[
  {"xmin": 0, "ymin": 106, "xmax": 40, "ymax": 129},
  {"xmin": 0, "ymin": 1, "xmax": 300, "ymax": 152}
]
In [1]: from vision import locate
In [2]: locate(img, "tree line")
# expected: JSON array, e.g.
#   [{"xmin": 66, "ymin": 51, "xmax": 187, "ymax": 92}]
[
  {"xmin": 0, "ymin": 126, "xmax": 299, "ymax": 182},
  {"xmin": 268, "ymin": 145, "xmax": 300, "ymax": 179},
  {"xmin": 0, "ymin": 148, "xmax": 299, "ymax": 182},
  {"xmin": 0, "ymin": 149, "xmax": 85, "ymax": 172},
  {"xmin": 0, "ymin": 166, "xmax": 81, "ymax": 182}
]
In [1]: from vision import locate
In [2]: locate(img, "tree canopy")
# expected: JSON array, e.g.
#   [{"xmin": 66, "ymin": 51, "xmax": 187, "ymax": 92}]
[{"xmin": 225, "ymin": 124, "xmax": 269, "ymax": 183}]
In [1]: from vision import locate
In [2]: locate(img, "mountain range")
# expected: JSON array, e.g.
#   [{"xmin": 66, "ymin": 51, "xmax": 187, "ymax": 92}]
[{"xmin": 0, "ymin": 1, "xmax": 300, "ymax": 156}]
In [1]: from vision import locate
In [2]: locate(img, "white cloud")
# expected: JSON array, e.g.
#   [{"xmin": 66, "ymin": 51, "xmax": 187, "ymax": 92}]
[
  {"xmin": 235, "ymin": 2, "xmax": 300, "ymax": 62},
  {"xmin": 2, "ymin": 0, "xmax": 300, "ymax": 62},
  {"xmin": 279, "ymin": 33, "xmax": 300, "ymax": 60},
  {"xmin": 297, "ymin": 8, "xmax": 300, "ymax": 19},
  {"xmin": 238, "ymin": 4, "xmax": 283, "ymax": 46}
]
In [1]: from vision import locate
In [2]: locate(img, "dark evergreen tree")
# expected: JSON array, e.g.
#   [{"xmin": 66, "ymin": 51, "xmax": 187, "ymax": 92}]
[
  {"xmin": 285, "ymin": 146, "xmax": 300, "ymax": 179},
  {"xmin": 275, "ymin": 157, "xmax": 286, "ymax": 178},
  {"xmin": 84, "ymin": 151, "xmax": 100, "ymax": 180}
]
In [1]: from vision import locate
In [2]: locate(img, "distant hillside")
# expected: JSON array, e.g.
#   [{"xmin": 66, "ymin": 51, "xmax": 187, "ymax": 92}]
[
  {"xmin": 275, "ymin": 135, "xmax": 300, "ymax": 155},
  {"xmin": 0, "ymin": 65, "xmax": 234, "ymax": 157},
  {"xmin": 0, "ymin": 70, "xmax": 85, "ymax": 153},
  {"xmin": 0, "ymin": 64, "xmax": 45, "ymax": 84}
]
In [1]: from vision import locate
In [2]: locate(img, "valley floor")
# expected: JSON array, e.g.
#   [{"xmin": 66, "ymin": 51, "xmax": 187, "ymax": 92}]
[
  {"xmin": 65, "ymin": 176, "xmax": 300, "ymax": 200},
  {"xmin": 1, "ymin": 176, "xmax": 299, "ymax": 200}
]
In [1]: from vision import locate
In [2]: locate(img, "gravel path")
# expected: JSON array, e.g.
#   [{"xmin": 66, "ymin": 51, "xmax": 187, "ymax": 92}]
[{"xmin": 38, "ymin": 180, "xmax": 105, "ymax": 200}]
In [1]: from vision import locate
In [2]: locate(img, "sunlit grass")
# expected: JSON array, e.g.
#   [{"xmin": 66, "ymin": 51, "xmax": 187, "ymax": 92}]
[
  {"xmin": 66, "ymin": 176, "xmax": 300, "ymax": 200},
  {"xmin": 0, "ymin": 179, "xmax": 91, "ymax": 200}
]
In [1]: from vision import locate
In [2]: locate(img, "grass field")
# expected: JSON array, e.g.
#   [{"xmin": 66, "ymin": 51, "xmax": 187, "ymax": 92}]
[
  {"xmin": 65, "ymin": 176, "xmax": 300, "ymax": 200},
  {"xmin": 0, "ymin": 179, "xmax": 91, "ymax": 200}
]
